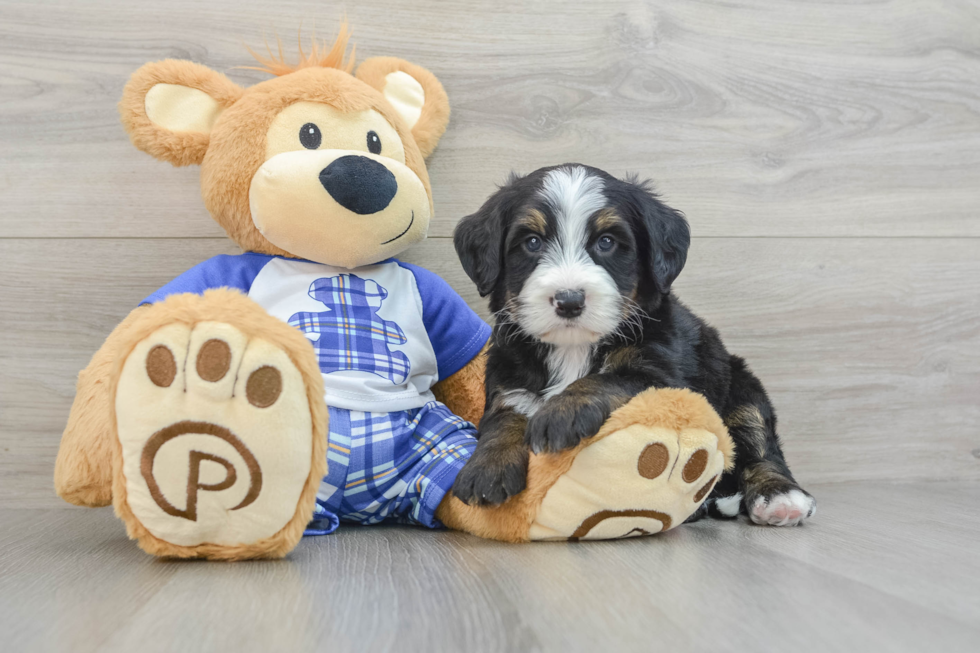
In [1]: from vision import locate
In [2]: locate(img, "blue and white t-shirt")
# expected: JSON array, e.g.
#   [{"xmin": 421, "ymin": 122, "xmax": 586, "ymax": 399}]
[{"xmin": 142, "ymin": 253, "xmax": 491, "ymax": 413}]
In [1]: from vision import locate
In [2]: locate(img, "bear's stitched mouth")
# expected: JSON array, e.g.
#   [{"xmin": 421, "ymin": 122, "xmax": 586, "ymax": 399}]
[{"xmin": 380, "ymin": 211, "xmax": 414, "ymax": 245}]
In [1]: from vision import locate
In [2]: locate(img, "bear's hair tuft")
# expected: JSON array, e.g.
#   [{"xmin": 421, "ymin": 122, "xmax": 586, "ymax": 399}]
[{"xmin": 244, "ymin": 23, "xmax": 356, "ymax": 77}]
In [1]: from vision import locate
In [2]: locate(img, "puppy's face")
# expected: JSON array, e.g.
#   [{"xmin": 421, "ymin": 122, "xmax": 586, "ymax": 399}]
[
  {"xmin": 501, "ymin": 168, "xmax": 633, "ymax": 345},
  {"xmin": 456, "ymin": 164, "xmax": 691, "ymax": 345}
]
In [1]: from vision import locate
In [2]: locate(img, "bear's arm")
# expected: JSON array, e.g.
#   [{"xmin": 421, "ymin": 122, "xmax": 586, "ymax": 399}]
[{"xmin": 431, "ymin": 343, "xmax": 487, "ymax": 426}]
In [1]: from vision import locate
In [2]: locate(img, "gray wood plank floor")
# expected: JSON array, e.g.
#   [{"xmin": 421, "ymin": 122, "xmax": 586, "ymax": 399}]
[
  {"xmin": 2, "ymin": 483, "xmax": 978, "ymax": 653},
  {"xmin": 1, "ymin": 0, "xmax": 978, "ymax": 650}
]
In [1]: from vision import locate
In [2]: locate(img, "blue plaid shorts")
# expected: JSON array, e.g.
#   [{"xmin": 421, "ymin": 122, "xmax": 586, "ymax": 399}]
[{"xmin": 305, "ymin": 401, "xmax": 477, "ymax": 535}]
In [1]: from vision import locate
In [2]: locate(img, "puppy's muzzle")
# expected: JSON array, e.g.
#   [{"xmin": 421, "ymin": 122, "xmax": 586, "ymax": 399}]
[
  {"xmin": 319, "ymin": 155, "xmax": 397, "ymax": 215},
  {"xmin": 553, "ymin": 289, "xmax": 586, "ymax": 319}
]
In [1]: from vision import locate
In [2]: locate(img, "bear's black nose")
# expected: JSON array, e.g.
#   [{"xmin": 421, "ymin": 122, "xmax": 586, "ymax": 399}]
[{"xmin": 319, "ymin": 155, "xmax": 397, "ymax": 215}]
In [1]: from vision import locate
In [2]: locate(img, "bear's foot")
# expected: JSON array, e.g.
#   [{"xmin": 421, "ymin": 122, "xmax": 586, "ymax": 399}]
[
  {"xmin": 437, "ymin": 387, "xmax": 734, "ymax": 542},
  {"xmin": 528, "ymin": 389, "xmax": 731, "ymax": 540},
  {"xmin": 111, "ymin": 291, "xmax": 326, "ymax": 560},
  {"xmin": 530, "ymin": 417, "xmax": 726, "ymax": 540}
]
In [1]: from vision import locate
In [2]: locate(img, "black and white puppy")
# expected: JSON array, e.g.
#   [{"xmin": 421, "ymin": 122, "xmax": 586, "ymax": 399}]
[{"xmin": 452, "ymin": 163, "xmax": 815, "ymax": 526}]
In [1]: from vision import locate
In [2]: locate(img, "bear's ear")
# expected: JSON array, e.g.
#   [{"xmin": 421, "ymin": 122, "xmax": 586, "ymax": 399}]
[
  {"xmin": 119, "ymin": 60, "xmax": 244, "ymax": 167},
  {"xmin": 355, "ymin": 57, "xmax": 450, "ymax": 159}
]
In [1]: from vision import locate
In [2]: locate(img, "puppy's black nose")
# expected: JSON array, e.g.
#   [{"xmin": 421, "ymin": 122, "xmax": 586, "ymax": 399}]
[
  {"xmin": 319, "ymin": 155, "xmax": 397, "ymax": 215},
  {"xmin": 553, "ymin": 289, "xmax": 586, "ymax": 318}
]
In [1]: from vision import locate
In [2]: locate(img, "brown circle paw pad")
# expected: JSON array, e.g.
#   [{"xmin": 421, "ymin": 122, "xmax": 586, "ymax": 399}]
[
  {"xmin": 196, "ymin": 338, "xmax": 232, "ymax": 382},
  {"xmin": 246, "ymin": 365, "xmax": 282, "ymax": 408},
  {"xmin": 146, "ymin": 345, "xmax": 177, "ymax": 387},
  {"xmin": 682, "ymin": 449, "xmax": 709, "ymax": 482},
  {"xmin": 637, "ymin": 442, "xmax": 669, "ymax": 479},
  {"xmin": 694, "ymin": 475, "xmax": 719, "ymax": 502}
]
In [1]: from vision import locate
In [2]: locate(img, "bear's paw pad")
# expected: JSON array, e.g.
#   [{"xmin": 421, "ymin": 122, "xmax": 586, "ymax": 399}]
[
  {"xmin": 528, "ymin": 424, "xmax": 725, "ymax": 541},
  {"xmin": 116, "ymin": 321, "xmax": 314, "ymax": 548}
]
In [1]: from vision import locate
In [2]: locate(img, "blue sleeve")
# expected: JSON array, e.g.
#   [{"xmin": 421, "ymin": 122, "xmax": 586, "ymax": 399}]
[
  {"xmin": 397, "ymin": 261, "xmax": 492, "ymax": 381},
  {"xmin": 140, "ymin": 253, "xmax": 273, "ymax": 305}
]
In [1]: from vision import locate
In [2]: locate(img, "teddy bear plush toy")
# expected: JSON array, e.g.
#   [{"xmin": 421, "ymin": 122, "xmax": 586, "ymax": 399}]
[{"xmin": 53, "ymin": 27, "xmax": 734, "ymax": 560}]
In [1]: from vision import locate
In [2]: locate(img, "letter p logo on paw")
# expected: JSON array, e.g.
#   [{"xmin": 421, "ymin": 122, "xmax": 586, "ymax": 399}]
[
  {"xmin": 116, "ymin": 321, "xmax": 315, "ymax": 548},
  {"xmin": 140, "ymin": 421, "xmax": 262, "ymax": 522}
]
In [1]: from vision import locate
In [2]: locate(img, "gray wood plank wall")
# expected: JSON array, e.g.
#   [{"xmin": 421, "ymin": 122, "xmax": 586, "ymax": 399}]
[{"xmin": 2, "ymin": 0, "xmax": 978, "ymax": 507}]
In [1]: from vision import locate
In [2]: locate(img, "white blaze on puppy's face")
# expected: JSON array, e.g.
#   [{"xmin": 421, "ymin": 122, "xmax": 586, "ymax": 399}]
[{"xmin": 516, "ymin": 166, "xmax": 623, "ymax": 347}]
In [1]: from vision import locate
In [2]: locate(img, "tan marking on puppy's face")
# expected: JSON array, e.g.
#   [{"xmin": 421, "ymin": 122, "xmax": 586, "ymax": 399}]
[
  {"xmin": 519, "ymin": 209, "xmax": 547, "ymax": 234},
  {"xmin": 593, "ymin": 208, "xmax": 624, "ymax": 232},
  {"xmin": 249, "ymin": 101, "xmax": 429, "ymax": 268}
]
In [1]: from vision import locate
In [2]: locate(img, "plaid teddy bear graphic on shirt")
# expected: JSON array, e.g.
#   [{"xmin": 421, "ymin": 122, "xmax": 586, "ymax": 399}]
[{"xmin": 288, "ymin": 274, "xmax": 411, "ymax": 385}]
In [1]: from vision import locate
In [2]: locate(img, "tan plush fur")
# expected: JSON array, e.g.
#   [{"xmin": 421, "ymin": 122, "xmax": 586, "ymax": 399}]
[
  {"xmin": 431, "ymin": 345, "xmax": 487, "ymax": 426},
  {"xmin": 119, "ymin": 60, "xmax": 243, "ymax": 167},
  {"xmin": 356, "ymin": 57, "xmax": 451, "ymax": 159},
  {"xmin": 105, "ymin": 289, "xmax": 327, "ymax": 560},
  {"xmin": 436, "ymin": 387, "xmax": 732, "ymax": 542}
]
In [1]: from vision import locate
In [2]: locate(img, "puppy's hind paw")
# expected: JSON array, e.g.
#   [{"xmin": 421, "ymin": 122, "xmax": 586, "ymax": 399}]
[{"xmin": 749, "ymin": 489, "xmax": 816, "ymax": 526}]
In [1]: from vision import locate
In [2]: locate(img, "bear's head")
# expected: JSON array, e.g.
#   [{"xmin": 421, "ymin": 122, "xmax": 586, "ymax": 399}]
[{"xmin": 119, "ymin": 26, "xmax": 449, "ymax": 269}]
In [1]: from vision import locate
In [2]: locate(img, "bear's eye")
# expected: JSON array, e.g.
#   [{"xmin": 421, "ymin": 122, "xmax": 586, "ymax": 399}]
[
  {"xmin": 367, "ymin": 130, "xmax": 382, "ymax": 155},
  {"xmin": 299, "ymin": 123, "xmax": 321, "ymax": 150}
]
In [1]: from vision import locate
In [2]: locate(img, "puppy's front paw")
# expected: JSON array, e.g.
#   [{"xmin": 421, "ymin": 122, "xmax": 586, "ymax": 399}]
[
  {"xmin": 524, "ymin": 396, "xmax": 606, "ymax": 454},
  {"xmin": 452, "ymin": 447, "xmax": 529, "ymax": 507}
]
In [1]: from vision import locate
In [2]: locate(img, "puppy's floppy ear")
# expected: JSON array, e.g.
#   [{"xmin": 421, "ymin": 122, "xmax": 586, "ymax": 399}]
[
  {"xmin": 119, "ymin": 60, "xmax": 243, "ymax": 167},
  {"xmin": 630, "ymin": 180, "xmax": 691, "ymax": 294},
  {"xmin": 356, "ymin": 57, "xmax": 450, "ymax": 159},
  {"xmin": 454, "ymin": 177, "xmax": 520, "ymax": 297}
]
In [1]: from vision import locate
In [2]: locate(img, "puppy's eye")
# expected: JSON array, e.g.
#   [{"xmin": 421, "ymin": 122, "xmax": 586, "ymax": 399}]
[
  {"xmin": 299, "ymin": 123, "xmax": 321, "ymax": 149},
  {"xmin": 597, "ymin": 235, "xmax": 616, "ymax": 252},
  {"xmin": 367, "ymin": 130, "xmax": 382, "ymax": 154},
  {"xmin": 525, "ymin": 236, "xmax": 543, "ymax": 252}
]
